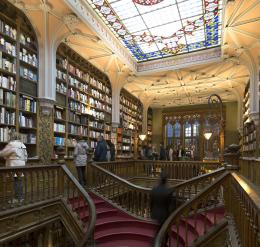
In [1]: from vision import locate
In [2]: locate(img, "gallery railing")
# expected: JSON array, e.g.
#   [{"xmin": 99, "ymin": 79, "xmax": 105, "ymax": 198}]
[
  {"xmin": 96, "ymin": 160, "xmax": 222, "ymax": 180},
  {"xmin": 0, "ymin": 165, "xmax": 96, "ymax": 247}
]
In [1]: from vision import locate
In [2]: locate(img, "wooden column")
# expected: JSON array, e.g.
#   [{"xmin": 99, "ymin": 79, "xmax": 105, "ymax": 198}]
[{"xmin": 38, "ymin": 99, "xmax": 54, "ymax": 164}]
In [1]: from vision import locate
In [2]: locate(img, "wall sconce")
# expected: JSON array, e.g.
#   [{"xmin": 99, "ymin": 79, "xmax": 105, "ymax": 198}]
[{"xmin": 139, "ymin": 134, "xmax": 146, "ymax": 141}]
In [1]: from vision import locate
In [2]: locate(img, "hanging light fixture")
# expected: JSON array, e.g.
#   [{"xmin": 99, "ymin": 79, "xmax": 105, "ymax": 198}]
[
  {"xmin": 139, "ymin": 134, "xmax": 146, "ymax": 141},
  {"xmin": 204, "ymin": 132, "xmax": 212, "ymax": 140}
]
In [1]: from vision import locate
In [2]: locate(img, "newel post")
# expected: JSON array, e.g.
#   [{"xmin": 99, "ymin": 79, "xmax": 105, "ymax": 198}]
[{"xmin": 56, "ymin": 146, "xmax": 66, "ymax": 196}]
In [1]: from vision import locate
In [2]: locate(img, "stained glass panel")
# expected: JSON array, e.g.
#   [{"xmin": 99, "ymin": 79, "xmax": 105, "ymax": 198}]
[{"xmin": 86, "ymin": 0, "xmax": 223, "ymax": 62}]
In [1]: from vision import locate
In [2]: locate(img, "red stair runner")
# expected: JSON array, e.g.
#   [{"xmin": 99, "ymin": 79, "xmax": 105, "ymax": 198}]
[{"xmin": 68, "ymin": 193, "xmax": 225, "ymax": 246}]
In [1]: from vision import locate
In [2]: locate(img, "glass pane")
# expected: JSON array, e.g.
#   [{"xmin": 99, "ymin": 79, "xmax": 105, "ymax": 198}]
[
  {"xmin": 184, "ymin": 122, "xmax": 192, "ymax": 137},
  {"xmin": 166, "ymin": 123, "xmax": 173, "ymax": 138},
  {"xmin": 174, "ymin": 122, "xmax": 181, "ymax": 137}
]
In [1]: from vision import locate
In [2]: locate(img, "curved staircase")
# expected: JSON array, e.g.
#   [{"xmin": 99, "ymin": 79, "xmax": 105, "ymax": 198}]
[{"xmin": 69, "ymin": 192, "xmax": 225, "ymax": 247}]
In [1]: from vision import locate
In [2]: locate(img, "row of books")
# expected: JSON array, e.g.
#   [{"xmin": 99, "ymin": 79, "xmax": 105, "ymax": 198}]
[
  {"xmin": 0, "ymin": 19, "xmax": 17, "ymax": 39},
  {"xmin": 0, "ymin": 126, "xmax": 13, "ymax": 142},
  {"xmin": 89, "ymin": 121, "xmax": 104, "ymax": 130},
  {"xmin": 89, "ymin": 130, "xmax": 103, "ymax": 139},
  {"xmin": 120, "ymin": 105, "xmax": 139, "ymax": 117},
  {"xmin": 0, "ymin": 54, "xmax": 16, "ymax": 74},
  {"xmin": 19, "ymin": 113, "xmax": 34, "ymax": 128},
  {"xmin": 121, "ymin": 96, "xmax": 139, "ymax": 111},
  {"xmin": 19, "ymin": 48, "xmax": 38, "ymax": 67},
  {"xmin": 20, "ymin": 66, "xmax": 37, "ymax": 82},
  {"xmin": 56, "ymin": 82, "xmax": 67, "ymax": 94},
  {"xmin": 68, "ymin": 75, "xmax": 88, "ymax": 93},
  {"xmin": 0, "ymin": 107, "xmax": 15, "ymax": 125},
  {"xmin": 56, "ymin": 57, "xmax": 67, "ymax": 70},
  {"xmin": 20, "ymin": 133, "xmax": 36, "ymax": 144},
  {"xmin": 20, "ymin": 33, "xmax": 37, "ymax": 51},
  {"xmin": 54, "ymin": 109, "xmax": 63, "ymax": 119},
  {"xmin": 68, "ymin": 111, "xmax": 88, "ymax": 125},
  {"xmin": 68, "ymin": 64, "xmax": 87, "ymax": 80},
  {"xmin": 19, "ymin": 96, "xmax": 37, "ymax": 113},
  {"xmin": 68, "ymin": 124, "xmax": 88, "ymax": 136},
  {"xmin": 0, "ymin": 74, "xmax": 16, "ymax": 91},
  {"xmin": 57, "ymin": 69, "xmax": 67, "ymax": 81},
  {"xmin": 68, "ymin": 88, "xmax": 88, "ymax": 102},
  {"xmin": 54, "ymin": 123, "xmax": 65, "ymax": 133},
  {"xmin": 0, "ymin": 90, "xmax": 16, "ymax": 107},
  {"xmin": 54, "ymin": 136, "xmax": 65, "ymax": 146},
  {"xmin": 0, "ymin": 36, "xmax": 16, "ymax": 56}
]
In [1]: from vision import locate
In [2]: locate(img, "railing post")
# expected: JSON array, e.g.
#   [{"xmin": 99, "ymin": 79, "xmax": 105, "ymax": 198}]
[{"xmin": 56, "ymin": 146, "xmax": 66, "ymax": 196}]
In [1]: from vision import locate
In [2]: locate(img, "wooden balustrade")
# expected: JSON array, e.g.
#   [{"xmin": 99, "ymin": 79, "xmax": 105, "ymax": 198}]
[
  {"xmin": 96, "ymin": 160, "xmax": 222, "ymax": 180},
  {"xmin": 154, "ymin": 171, "xmax": 260, "ymax": 247},
  {"xmin": 89, "ymin": 162, "xmax": 226, "ymax": 219},
  {"xmin": 89, "ymin": 163, "xmax": 151, "ymax": 218},
  {"xmin": 0, "ymin": 165, "xmax": 95, "ymax": 247}
]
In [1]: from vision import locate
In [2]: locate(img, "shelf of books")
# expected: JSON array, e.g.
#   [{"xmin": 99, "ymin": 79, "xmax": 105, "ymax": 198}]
[
  {"xmin": 0, "ymin": 2, "xmax": 38, "ymax": 159},
  {"xmin": 147, "ymin": 107, "xmax": 153, "ymax": 146},
  {"xmin": 117, "ymin": 89, "xmax": 143, "ymax": 158},
  {"xmin": 242, "ymin": 81, "xmax": 257, "ymax": 156},
  {"xmin": 54, "ymin": 43, "xmax": 112, "ymax": 158}
]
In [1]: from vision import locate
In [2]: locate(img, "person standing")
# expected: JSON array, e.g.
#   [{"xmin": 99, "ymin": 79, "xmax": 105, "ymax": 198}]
[
  {"xmin": 150, "ymin": 171, "xmax": 173, "ymax": 246},
  {"xmin": 73, "ymin": 137, "xmax": 89, "ymax": 186},
  {"xmin": 93, "ymin": 135, "xmax": 107, "ymax": 162},
  {"xmin": 0, "ymin": 132, "xmax": 27, "ymax": 202},
  {"xmin": 168, "ymin": 146, "xmax": 173, "ymax": 161},
  {"xmin": 159, "ymin": 143, "xmax": 166, "ymax": 160},
  {"xmin": 107, "ymin": 140, "xmax": 115, "ymax": 161}
]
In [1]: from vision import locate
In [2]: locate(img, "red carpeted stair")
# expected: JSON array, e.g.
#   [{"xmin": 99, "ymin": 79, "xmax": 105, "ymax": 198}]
[{"xmin": 68, "ymin": 193, "xmax": 225, "ymax": 247}]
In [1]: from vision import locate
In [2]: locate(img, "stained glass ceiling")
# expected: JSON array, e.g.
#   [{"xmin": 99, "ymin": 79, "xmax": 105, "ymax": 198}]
[{"xmin": 86, "ymin": 0, "xmax": 223, "ymax": 62}]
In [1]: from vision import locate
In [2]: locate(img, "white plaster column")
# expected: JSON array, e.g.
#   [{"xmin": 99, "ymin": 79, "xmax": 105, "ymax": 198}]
[{"xmin": 108, "ymin": 71, "xmax": 133, "ymax": 126}]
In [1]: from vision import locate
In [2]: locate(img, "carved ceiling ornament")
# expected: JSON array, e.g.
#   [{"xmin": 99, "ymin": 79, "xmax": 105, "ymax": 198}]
[{"xmin": 63, "ymin": 13, "xmax": 80, "ymax": 30}]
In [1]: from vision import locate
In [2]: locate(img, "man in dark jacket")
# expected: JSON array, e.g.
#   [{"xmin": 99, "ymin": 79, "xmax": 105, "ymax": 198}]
[
  {"xmin": 159, "ymin": 142, "xmax": 166, "ymax": 160},
  {"xmin": 94, "ymin": 136, "xmax": 107, "ymax": 162},
  {"xmin": 150, "ymin": 172, "xmax": 173, "ymax": 246}
]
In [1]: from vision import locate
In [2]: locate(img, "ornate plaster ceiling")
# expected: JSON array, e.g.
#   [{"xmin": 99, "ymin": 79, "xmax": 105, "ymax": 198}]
[{"xmin": 10, "ymin": 0, "xmax": 260, "ymax": 109}]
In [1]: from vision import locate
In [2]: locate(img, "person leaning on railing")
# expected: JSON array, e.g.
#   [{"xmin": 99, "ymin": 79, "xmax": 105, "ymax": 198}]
[{"xmin": 0, "ymin": 132, "xmax": 28, "ymax": 203}]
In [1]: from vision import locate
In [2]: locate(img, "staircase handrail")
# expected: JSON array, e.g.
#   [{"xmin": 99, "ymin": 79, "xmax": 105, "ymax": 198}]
[
  {"xmin": 0, "ymin": 165, "xmax": 96, "ymax": 246},
  {"xmin": 154, "ymin": 171, "xmax": 230, "ymax": 247},
  {"xmin": 90, "ymin": 162, "xmax": 150, "ymax": 192},
  {"xmin": 61, "ymin": 165, "xmax": 96, "ymax": 247}
]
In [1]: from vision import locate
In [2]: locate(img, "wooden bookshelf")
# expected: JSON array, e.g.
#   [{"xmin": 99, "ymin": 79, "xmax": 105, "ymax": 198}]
[
  {"xmin": 242, "ymin": 81, "xmax": 257, "ymax": 156},
  {"xmin": 147, "ymin": 107, "xmax": 153, "ymax": 146},
  {"xmin": 53, "ymin": 43, "xmax": 112, "ymax": 158},
  {"xmin": 0, "ymin": 1, "xmax": 38, "ymax": 158},
  {"xmin": 117, "ymin": 89, "xmax": 143, "ymax": 158}
]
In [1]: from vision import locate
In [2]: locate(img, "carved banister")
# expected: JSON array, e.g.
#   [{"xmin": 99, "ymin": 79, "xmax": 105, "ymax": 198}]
[{"xmin": 0, "ymin": 165, "xmax": 96, "ymax": 246}]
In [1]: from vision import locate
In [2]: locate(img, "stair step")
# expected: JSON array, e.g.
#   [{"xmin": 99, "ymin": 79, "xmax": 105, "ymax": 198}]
[
  {"xmin": 95, "ymin": 233, "xmax": 154, "ymax": 247},
  {"xmin": 95, "ymin": 220, "xmax": 157, "ymax": 238}
]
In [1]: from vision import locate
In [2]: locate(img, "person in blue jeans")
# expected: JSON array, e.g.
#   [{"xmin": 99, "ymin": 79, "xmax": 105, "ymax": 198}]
[{"xmin": 0, "ymin": 132, "xmax": 27, "ymax": 203}]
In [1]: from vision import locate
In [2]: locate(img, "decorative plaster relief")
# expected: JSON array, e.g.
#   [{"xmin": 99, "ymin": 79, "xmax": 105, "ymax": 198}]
[
  {"xmin": 137, "ymin": 47, "xmax": 222, "ymax": 73},
  {"xmin": 64, "ymin": 0, "xmax": 137, "ymax": 72},
  {"xmin": 63, "ymin": 13, "xmax": 80, "ymax": 30}
]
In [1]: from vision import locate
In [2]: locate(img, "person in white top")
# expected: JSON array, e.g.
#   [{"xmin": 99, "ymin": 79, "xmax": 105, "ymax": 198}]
[
  {"xmin": 168, "ymin": 146, "xmax": 174, "ymax": 161},
  {"xmin": 0, "ymin": 132, "xmax": 27, "ymax": 202}
]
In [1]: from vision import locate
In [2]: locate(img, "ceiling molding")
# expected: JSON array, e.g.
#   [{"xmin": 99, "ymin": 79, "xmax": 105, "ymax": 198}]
[
  {"xmin": 63, "ymin": 0, "xmax": 137, "ymax": 72},
  {"xmin": 136, "ymin": 47, "xmax": 222, "ymax": 74}
]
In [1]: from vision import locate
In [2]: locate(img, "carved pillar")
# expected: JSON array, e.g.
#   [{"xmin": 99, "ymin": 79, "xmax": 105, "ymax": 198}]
[{"xmin": 38, "ymin": 99, "xmax": 54, "ymax": 164}]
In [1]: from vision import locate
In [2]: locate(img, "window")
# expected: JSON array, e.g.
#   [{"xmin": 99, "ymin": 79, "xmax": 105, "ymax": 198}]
[
  {"xmin": 184, "ymin": 122, "xmax": 192, "ymax": 137},
  {"xmin": 174, "ymin": 122, "xmax": 181, "ymax": 137},
  {"xmin": 193, "ymin": 120, "xmax": 199, "ymax": 136}
]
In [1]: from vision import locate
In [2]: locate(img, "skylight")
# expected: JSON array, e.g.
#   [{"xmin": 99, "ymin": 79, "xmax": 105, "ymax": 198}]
[{"xmin": 86, "ymin": 0, "xmax": 223, "ymax": 62}]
